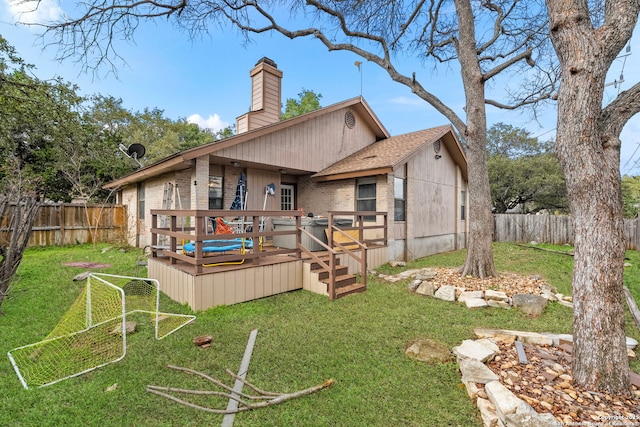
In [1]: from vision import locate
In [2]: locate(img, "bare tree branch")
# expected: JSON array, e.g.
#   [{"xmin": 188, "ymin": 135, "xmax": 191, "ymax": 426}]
[
  {"xmin": 146, "ymin": 364, "xmax": 334, "ymax": 414},
  {"xmin": 600, "ymin": 82, "xmax": 640, "ymax": 139}
]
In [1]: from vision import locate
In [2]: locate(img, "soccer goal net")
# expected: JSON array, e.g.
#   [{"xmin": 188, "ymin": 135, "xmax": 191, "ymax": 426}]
[{"xmin": 7, "ymin": 273, "xmax": 196, "ymax": 389}]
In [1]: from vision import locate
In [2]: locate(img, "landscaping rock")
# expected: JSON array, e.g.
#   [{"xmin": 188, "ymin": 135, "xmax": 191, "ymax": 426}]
[
  {"xmin": 110, "ymin": 321, "xmax": 137, "ymax": 336},
  {"xmin": 408, "ymin": 279, "xmax": 422, "ymax": 291},
  {"xmin": 515, "ymin": 331, "xmax": 553, "ymax": 346},
  {"xmin": 459, "ymin": 358, "xmax": 499, "ymax": 384},
  {"xmin": 415, "ymin": 282, "xmax": 435, "ymax": 297},
  {"xmin": 72, "ymin": 271, "xmax": 91, "ymax": 282},
  {"xmin": 458, "ymin": 290, "xmax": 484, "ymax": 302},
  {"xmin": 415, "ymin": 269, "xmax": 437, "ymax": 280},
  {"xmin": 434, "ymin": 285, "xmax": 456, "ymax": 302},
  {"xmin": 474, "ymin": 328, "xmax": 553, "ymax": 345},
  {"xmin": 405, "ymin": 338, "xmax": 451, "ymax": 363},
  {"xmin": 504, "ymin": 407, "xmax": 560, "ymax": 427},
  {"xmin": 453, "ymin": 339, "xmax": 499, "ymax": 362},
  {"xmin": 484, "ymin": 289, "xmax": 509, "ymax": 302},
  {"xmin": 398, "ymin": 268, "xmax": 421, "ymax": 278},
  {"xmin": 464, "ymin": 380, "xmax": 481, "ymax": 400},
  {"xmin": 458, "ymin": 332, "xmax": 640, "ymax": 427},
  {"xmin": 511, "ymin": 294, "xmax": 548, "ymax": 316},
  {"xmin": 476, "ymin": 397, "xmax": 499, "ymax": 427},
  {"xmin": 540, "ymin": 333, "xmax": 573, "ymax": 346},
  {"xmin": 465, "ymin": 298, "xmax": 489, "ymax": 309},
  {"xmin": 485, "ymin": 380, "xmax": 522, "ymax": 420},
  {"xmin": 487, "ymin": 300, "xmax": 512, "ymax": 309},
  {"xmin": 539, "ymin": 286, "xmax": 558, "ymax": 301}
]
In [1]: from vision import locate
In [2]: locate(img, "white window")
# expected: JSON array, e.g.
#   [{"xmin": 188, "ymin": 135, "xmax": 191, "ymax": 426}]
[
  {"xmin": 137, "ymin": 183, "xmax": 145, "ymax": 219},
  {"xmin": 356, "ymin": 177, "xmax": 377, "ymax": 221},
  {"xmin": 394, "ymin": 177, "xmax": 406, "ymax": 221},
  {"xmin": 208, "ymin": 176, "xmax": 223, "ymax": 209}
]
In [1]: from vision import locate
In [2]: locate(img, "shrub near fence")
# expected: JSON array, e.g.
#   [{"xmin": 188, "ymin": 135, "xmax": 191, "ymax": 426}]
[
  {"xmin": 493, "ymin": 214, "xmax": 640, "ymax": 250},
  {"xmin": 1, "ymin": 204, "xmax": 127, "ymax": 247}
]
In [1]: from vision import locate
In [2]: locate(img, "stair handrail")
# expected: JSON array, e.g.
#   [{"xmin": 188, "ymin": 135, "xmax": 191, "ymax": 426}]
[
  {"xmin": 327, "ymin": 224, "xmax": 367, "ymax": 293},
  {"xmin": 297, "ymin": 227, "xmax": 339, "ymax": 299}
]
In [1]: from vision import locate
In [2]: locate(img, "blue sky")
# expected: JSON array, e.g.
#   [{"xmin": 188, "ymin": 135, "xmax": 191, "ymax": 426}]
[{"xmin": 2, "ymin": 0, "xmax": 640, "ymax": 174}]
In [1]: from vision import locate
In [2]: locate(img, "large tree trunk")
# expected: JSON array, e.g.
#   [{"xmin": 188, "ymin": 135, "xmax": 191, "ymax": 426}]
[
  {"xmin": 546, "ymin": 0, "xmax": 637, "ymax": 394},
  {"xmin": 455, "ymin": 0, "xmax": 497, "ymax": 278},
  {"xmin": 462, "ymin": 126, "xmax": 497, "ymax": 278},
  {"xmin": 558, "ymin": 99, "xmax": 630, "ymax": 393}
]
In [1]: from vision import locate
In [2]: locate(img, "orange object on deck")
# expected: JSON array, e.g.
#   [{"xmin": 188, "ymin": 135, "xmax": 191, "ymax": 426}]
[{"xmin": 214, "ymin": 217, "xmax": 234, "ymax": 235}]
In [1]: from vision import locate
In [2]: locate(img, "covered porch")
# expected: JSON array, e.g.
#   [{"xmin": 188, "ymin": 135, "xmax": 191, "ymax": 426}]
[{"xmin": 148, "ymin": 209, "xmax": 389, "ymax": 311}]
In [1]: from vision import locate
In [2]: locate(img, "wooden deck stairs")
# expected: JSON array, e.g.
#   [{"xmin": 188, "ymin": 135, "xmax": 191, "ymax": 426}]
[{"xmin": 303, "ymin": 254, "xmax": 366, "ymax": 300}]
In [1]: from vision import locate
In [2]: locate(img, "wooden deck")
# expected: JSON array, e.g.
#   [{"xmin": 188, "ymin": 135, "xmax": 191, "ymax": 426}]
[
  {"xmin": 147, "ymin": 209, "xmax": 389, "ymax": 310},
  {"xmin": 150, "ymin": 243, "xmax": 298, "ymax": 275},
  {"xmin": 149, "ymin": 244, "xmax": 388, "ymax": 311}
]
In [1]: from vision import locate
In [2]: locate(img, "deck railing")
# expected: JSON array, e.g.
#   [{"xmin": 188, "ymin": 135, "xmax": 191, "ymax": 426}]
[
  {"xmin": 299, "ymin": 211, "xmax": 388, "ymax": 300},
  {"xmin": 150, "ymin": 209, "xmax": 304, "ymax": 273},
  {"xmin": 149, "ymin": 209, "xmax": 387, "ymax": 282}
]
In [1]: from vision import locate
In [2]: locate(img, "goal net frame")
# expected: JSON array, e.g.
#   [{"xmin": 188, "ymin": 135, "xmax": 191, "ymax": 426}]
[{"xmin": 7, "ymin": 273, "xmax": 196, "ymax": 389}]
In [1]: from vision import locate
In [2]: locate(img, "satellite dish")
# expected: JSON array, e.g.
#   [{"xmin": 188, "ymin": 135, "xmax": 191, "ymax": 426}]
[
  {"xmin": 128, "ymin": 143, "xmax": 146, "ymax": 159},
  {"xmin": 118, "ymin": 143, "xmax": 146, "ymax": 167}
]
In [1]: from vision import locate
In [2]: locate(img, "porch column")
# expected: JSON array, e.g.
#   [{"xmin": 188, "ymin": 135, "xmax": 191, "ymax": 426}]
[{"xmin": 191, "ymin": 157, "xmax": 210, "ymax": 210}]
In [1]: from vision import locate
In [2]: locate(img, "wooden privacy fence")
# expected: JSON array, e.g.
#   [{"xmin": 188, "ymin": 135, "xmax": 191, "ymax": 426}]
[
  {"xmin": 1, "ymin": 204, "xmax": 127, "ymax": 247},
  {"xmin": 493, "ymin": 214, "xmax": 640, "ymax": 250}
]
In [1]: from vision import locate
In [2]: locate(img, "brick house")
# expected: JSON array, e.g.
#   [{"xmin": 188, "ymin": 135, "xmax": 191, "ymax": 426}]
[{"xmin": 105, "ymin": 57, "xmax": 468, "ymax": 263}]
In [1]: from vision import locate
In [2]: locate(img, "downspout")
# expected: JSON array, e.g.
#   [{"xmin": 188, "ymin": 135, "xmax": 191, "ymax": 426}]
[
  {"xmin": 454, "ymin": 168, "xmax": 459, "ymax": 251},
  {"xmin": 403, "ymin": 164, "xmax": 409, "ymax": 261}
]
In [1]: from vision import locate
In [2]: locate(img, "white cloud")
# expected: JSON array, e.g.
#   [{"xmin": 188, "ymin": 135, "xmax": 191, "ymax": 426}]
[
  {"xmin": 187, "ymin": 113, "xmax": 230, "ymax": 133},
  {"xmin": 6, "ymin": 0, "xmax": 63, "ymax": 25}
]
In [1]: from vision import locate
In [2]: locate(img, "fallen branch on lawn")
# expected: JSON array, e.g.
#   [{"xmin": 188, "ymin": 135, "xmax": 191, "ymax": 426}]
[{"xmin": 146, "ymin": 365, "xmax": 334, "ymax": 414}]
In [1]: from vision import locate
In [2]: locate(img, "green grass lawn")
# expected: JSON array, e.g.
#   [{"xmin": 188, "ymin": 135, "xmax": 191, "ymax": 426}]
[{"xmin": 1, "ymin": 242, "xmax": 639, "ymax": 426}]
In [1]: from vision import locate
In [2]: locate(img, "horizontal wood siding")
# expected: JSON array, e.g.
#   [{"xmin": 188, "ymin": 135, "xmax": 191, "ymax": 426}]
[
  {"xmin": 252, "ymin": 72, "xmax": 264, "ymax": 111},
  {"xmin": 215, "ymin": 108, "xmax": 377, "ymax": 173},
  {"xmin": 494, "ymin": 214, "xmax": 640, "ymax": 250},
  {"xmin": 237, "ymin": 116, "xmax": 249, "ymax": 134},
  {"xmin": 262, "ymin": 72, "xmax": 281, "ymax": 122}
]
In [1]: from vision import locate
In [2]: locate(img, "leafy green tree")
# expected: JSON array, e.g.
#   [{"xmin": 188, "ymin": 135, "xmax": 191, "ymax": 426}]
[
  {"xmin": 487, "ymin": 123, "xmax": 567, "ymax": 214},
  {"xmin": 621, "ymin": 175, "xmax": 640, "ymax": 218},
  {"xmin": 53, "ymin": 96, "xmax": 134, "ymax": 203},
  {"xmin": 487, "ymin": 122, "xmax": 554, "ymax": 159},
  {"xmin": 0, "ymin": 37, "xmax": 52, "ymax": 309},
  {"xmin": 281, "ymin": 89, "xmax": 322, "ymax": 120},
  {"xmin": 212, "ymin": 125, "xmax": 235, "ymax": 141},
  {"xmin": 113, "ymin": 107, "xmax": 221, "ymax": 164}
]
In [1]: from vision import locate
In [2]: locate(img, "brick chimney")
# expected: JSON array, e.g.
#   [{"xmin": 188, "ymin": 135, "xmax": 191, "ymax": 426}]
[{"xmin": 236, "ymin": 57, "xmax": 283, "ymax": 134}]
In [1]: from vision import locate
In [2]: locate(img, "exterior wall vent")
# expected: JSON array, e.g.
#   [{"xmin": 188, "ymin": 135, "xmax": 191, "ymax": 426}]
[{"xmin": 345, "ymin": 110, "xmax": 356, "ymax": 129}]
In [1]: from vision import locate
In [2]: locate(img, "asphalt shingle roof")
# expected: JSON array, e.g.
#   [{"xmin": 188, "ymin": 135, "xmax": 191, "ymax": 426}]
[{"xmin": 313, "ymin": 125, "xmax": 455, "ymax": 179}]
